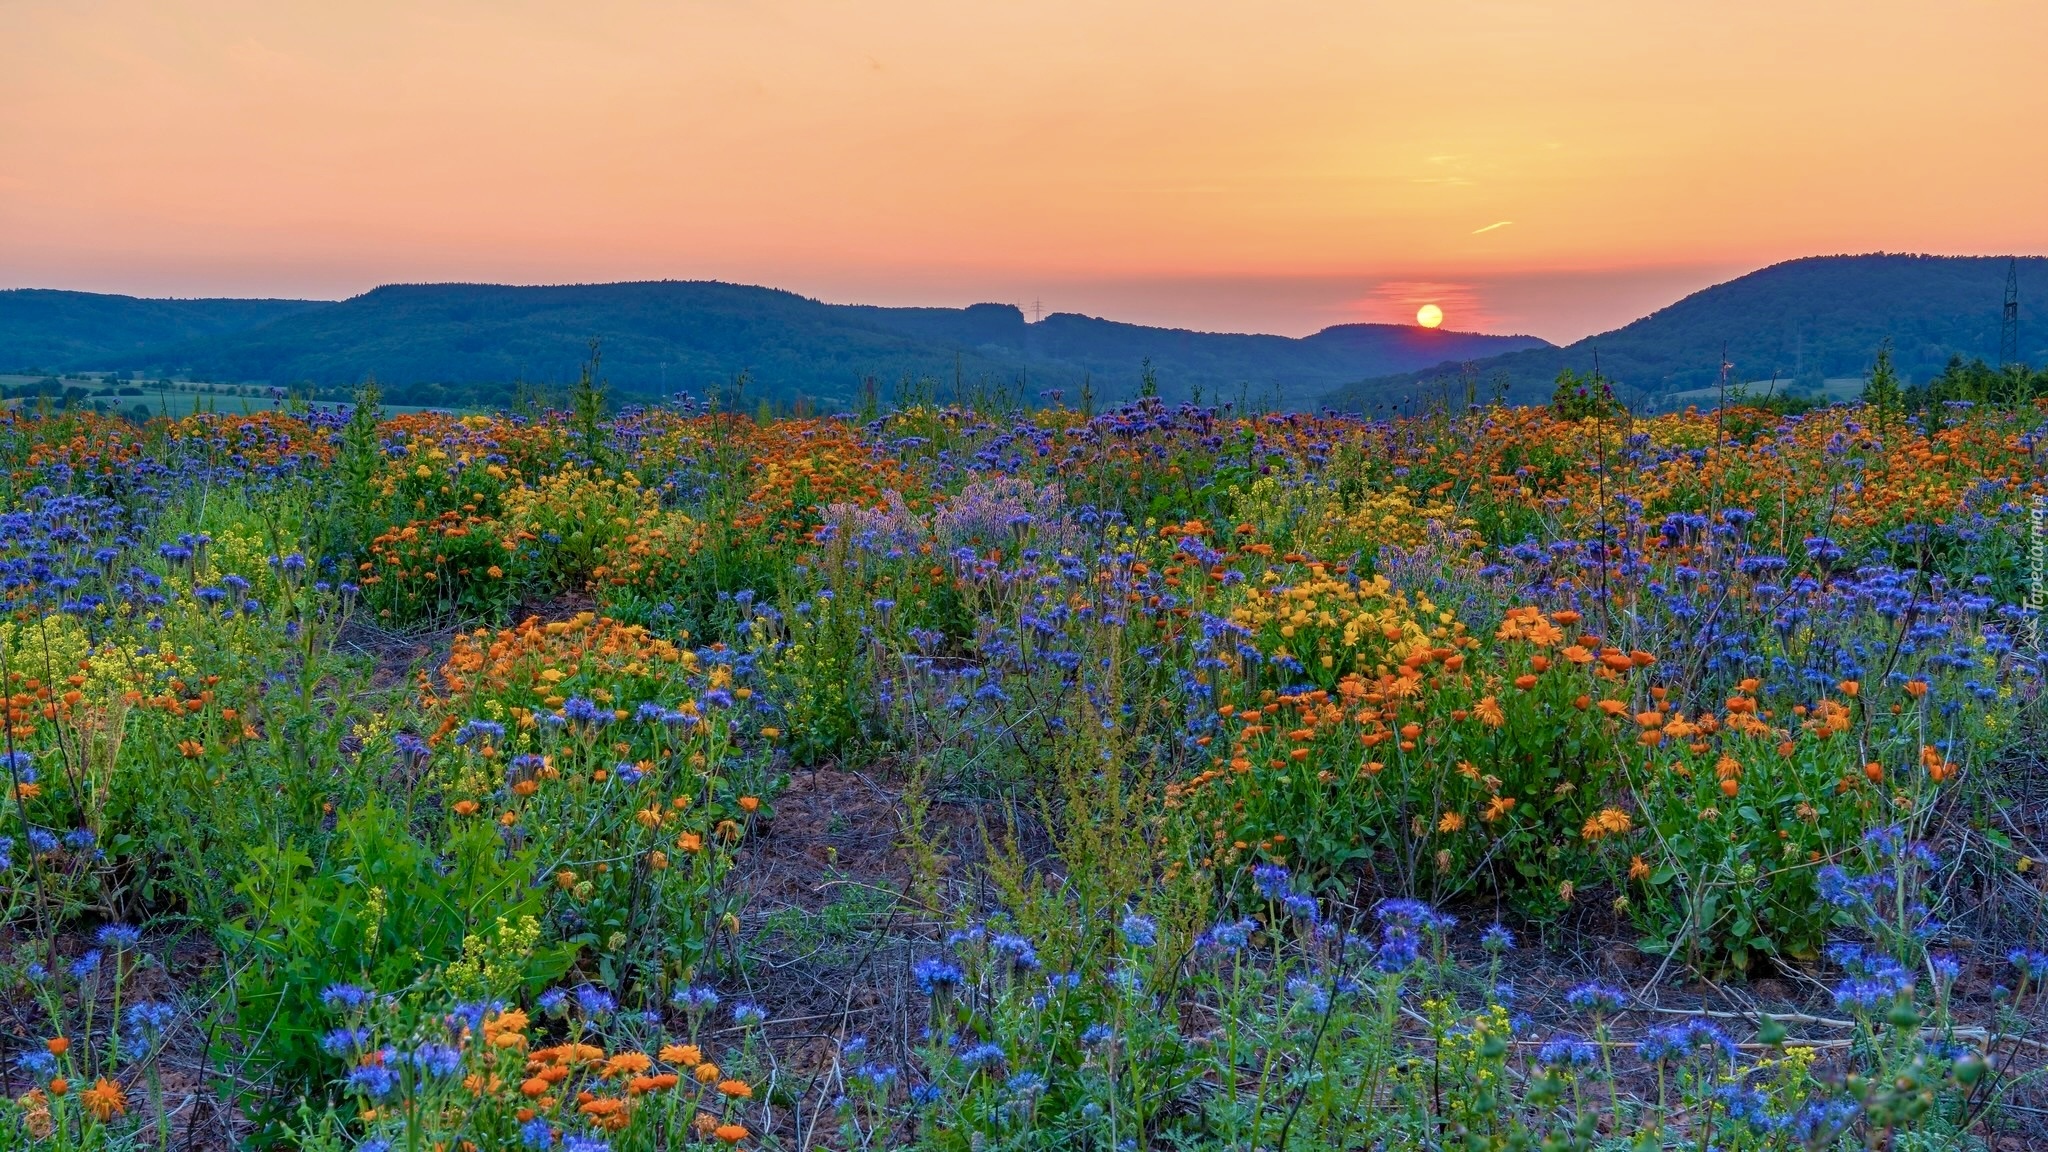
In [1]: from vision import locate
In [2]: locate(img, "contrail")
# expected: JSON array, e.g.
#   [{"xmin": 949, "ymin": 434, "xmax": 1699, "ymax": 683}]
[{"xmin": 1471, "ymin": 220, "xmax": 1513, "ymax": 234}]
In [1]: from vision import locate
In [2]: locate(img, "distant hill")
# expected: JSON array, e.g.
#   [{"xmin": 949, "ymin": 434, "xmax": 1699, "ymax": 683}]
[
  {"xmin": 1326, "ymin": 254, "xmax": 2048, "ymax": 412},
  {"xmin": 844, "ymin": 302, "xmax": 1548, "ymax": 403},
  {"xmin": 1, "ymin": 280, "xmax": 1546, "ymax": 409},
  {"xmin": 0, "ymin": 289, "xmax": 325, "ymax": 373}
]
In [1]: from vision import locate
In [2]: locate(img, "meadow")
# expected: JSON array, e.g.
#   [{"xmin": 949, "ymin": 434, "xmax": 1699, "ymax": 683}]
[{"xmin": 0, "ymin": 382, "xmax": 2043, "ymax": 1150}]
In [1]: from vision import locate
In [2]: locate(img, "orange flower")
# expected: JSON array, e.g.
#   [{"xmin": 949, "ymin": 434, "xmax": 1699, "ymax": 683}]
[
  {"xmin": 714, "ymin": 1123, "xmax": 751, "ymax": 1144},
  {"xmin": 45, "ymin": 1038, "xmax": 68, "ymax": 1056},
  {"xmin": 1580, "ymin": 808, "xmax": 1633, "ymax": 841},
  {"xmin": 1629, "ymin": 855, "xmax": 1651, "ymax": 881},
  {"xmin": 660, "ymin": 1043, "xmax": 704, "ymax": 1067},
  {"xmin": 693, "ymin": 1062, "xmax": 722, "ymax": 1084},
  {"xmin": 717, "ymin": 1078, "xmax": 753, "ymax": 1099},
  {"xmin": 81, "ymin": 1078, "xmax": 127, "ymax": 1121},
  {"xmin": 1435, "ymin": 811, "xmax": 1465, "ymax": 833},
  {"xmin": 48, "ymin": 1077, "xmax": 68, "ymax": 1097},
  {"xmin": 1904, "ymin": 679, "xmax": 1929, "ymax": 699},
  {"xmin": 452, "ymin": 800, "xmax": 480, "ymax": 817},
  {"xmin": 738, "ymin": 796, "xmax": 761, "ymax": 813},
  {"xmin": 604, "ymin": 1051, "xmax": 652, "ymax": 1078}
]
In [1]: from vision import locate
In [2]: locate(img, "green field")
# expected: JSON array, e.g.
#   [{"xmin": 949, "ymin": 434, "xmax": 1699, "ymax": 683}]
[{"xmin": 0, "ymin": 372, "xmax": 458, "ymax": 416}]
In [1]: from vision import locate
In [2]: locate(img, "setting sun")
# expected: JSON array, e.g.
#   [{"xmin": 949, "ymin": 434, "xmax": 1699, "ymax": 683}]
[{"xmin": 1416, "ymin": 303, "xmax": 1444, "ymax": 329}]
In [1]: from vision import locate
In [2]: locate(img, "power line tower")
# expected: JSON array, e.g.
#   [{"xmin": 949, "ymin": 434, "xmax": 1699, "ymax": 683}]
[
  {"xmin": 2000, "ymin": 256, "xmax": 2019, "ymax": 368},
  {"xmin": 1031, "ymin": 298, "xmax": 1044, "ymax": 323}
]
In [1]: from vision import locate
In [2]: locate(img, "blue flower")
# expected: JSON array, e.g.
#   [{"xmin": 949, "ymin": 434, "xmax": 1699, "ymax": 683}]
[
  {"xmin": 1372, "ymin": 931, "xmax": 1420, "ymax": 973},
  {"xmin": 405, "ymin": 1042, "xmax": 463, "ymax": 1077},
  {"xmin": 2009, "ymin": 949, "xmax": 2048, "ymax": 980},
  {"xmin": 1537, "ymin": 1035, "xmax": 1598, "ymax": 1068},
  {"xmin": 1374, "ymin": 897, "xmax": 1454, "ymax": 933},
  {"xmin": 322, "ymin": 983, "xmax": 372, "ymax": 1011},
  {"xmin": 1252, "ymin": 862, "xmax": 1292, "ymax": 900},
  {"xmin": 991, "ymin": 933, "xmax": 1041, "ymax": 973},
  {"xmin": 672, "ymin": 985, "xmax": 721, "ymax": 1014},
  {"xmin": 454, "ymin": 719, "xmax": 505, "ymax": 746},
  {"xmin": 913, "ymin": 958, "xmax": 964, "ymax": 995},
  {"xmin": 958, "ymin": 1043, "xmax": 1006, "ymax": 1071},
  {"xmin": 520, "ymin": 1116, "xmax": 557, "ymax": 1148},
  {"xmin": 1120, "ymin": 913, "xmax": 1158, "ymax": 948},
  {"xmin": 572, "ymin": 985, "xmax": 616, "ymax": 1017},
  {"xmin": 345, "ymin": 1063, "xmax": 398, "ymax": 1099},
  {"xmin": 1201, "ymin": 918, "xmax": 1255, "ymax": 952},
  {"xmin": 1480, "ymin": 923, "xmax": 1515, "ymax": 953},
  {"xmin": 124, "ymin": 1000, "xmax": 178, "ymax": 1043},
  {"xmin": 731, "ymin": 1001, "xmax": 768, "ymax": 1027},
  {"xmin": 1565, "ymin": 982, "xmax": 1627, "ymax": 1016},
  {"xmin": 96, "ymin": 924, "xmax": 142, "ymax": 950},
  {"xmin": 1286, "ymin": 975, "xmax": 1331, "ymax": 1014},
  {"xmin": 321, "ymin": 1027, "xmax": 372, "ymax": 1055}
]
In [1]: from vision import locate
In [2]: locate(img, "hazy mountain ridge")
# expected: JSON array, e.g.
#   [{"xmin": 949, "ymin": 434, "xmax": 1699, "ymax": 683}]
[{"xmin": 1, "ymin": 280, "xmax": 1543, "ymax": 408}]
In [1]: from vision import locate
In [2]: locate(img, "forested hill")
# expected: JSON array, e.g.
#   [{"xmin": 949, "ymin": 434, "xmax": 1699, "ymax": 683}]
[
  {"xmin": 1326, "ymin": 254, "xmax": 2048, "ymax": 412},
  {"xmin": 3, "ymin": 280, "xmax": 1545, "ymax": 409},
  {"xmin": 0, "ymin": 289, "xmax": 325, "ymax": 371}
]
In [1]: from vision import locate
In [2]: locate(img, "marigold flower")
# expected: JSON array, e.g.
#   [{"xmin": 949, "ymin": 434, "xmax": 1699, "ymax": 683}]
[
  {"xmin": 694, "ymin": 1061, "xmax": 722, "ymax": 1084},
  {"xmin": 717, "ymin": 1078, "xmax": 753, "ymax": 1099},
  {"xmin": 604, "ymin": 1051, "xmax": 652, "ymax": 1078},
  {"xmin": 660, "ymin": 1043, "xmax": 704, "ymax": 1067},
  {"xmin": 738, "ymin": 796, "xmax": 760, "ymax": 813},
  {"xmin": 714, "ymin": 1123, "xmax": 750, "ymax": 1144},
  {"xmin": 81, "ymin": 1078, "xmax": 126, "ymax": 1121},
  {"xmin": 1436, "ymin": 811, "xmax": 1465, "ymax": 833},
  {"xmin": 45, "ymin": 1038, "xmax": 68, "ymax": 1056}
]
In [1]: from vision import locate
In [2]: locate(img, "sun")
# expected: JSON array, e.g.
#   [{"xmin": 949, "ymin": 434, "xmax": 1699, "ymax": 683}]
[{"xmin": 1415, "ymin": 303, "xmax": 1444, "ymax": 329}]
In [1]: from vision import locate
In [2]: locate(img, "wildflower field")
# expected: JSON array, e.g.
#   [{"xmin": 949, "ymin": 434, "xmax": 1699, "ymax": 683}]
[{"xmin": 0, "ymin": 384, "xmax": 2044, "ymax": 1151}]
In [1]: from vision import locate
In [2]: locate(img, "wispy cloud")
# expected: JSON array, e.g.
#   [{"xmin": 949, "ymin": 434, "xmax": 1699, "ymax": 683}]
[{"xmin": 1471, "ymin": 220, "xmax": 1513, "ymax": 235}]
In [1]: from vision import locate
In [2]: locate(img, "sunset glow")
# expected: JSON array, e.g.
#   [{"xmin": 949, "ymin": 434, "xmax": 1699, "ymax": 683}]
[
  {"xmin": 1416, "ymin": 304, "xmax": 1444, "ymax": 329},
  {"xmin": 3, "ymin": 1, "xmax": 2046, "ymax": 341}
]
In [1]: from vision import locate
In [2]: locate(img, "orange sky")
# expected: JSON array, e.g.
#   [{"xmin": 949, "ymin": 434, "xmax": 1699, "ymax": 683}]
[{"xmin": 4, "ymin": 1, "xmax": 2045, "ymax": 342}]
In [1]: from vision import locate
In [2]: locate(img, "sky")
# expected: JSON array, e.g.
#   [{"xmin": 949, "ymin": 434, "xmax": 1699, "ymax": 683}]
[{"xmin": 3, "ymin": 1, "xmax": 2045, "ymax": 344}]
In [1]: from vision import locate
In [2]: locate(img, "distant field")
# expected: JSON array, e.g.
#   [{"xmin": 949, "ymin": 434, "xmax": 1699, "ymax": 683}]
[
  {"xmin": 0, "ymin": 373, "xmax": 460, "ymax": 416},
  {"xmin": 1643, "ymin": 375, "xmax": 1864, "ymax": 412}
]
